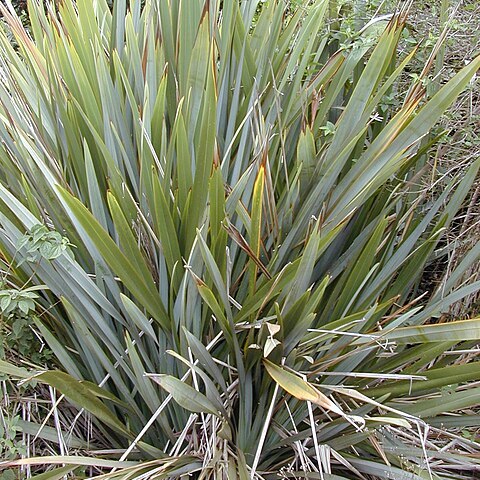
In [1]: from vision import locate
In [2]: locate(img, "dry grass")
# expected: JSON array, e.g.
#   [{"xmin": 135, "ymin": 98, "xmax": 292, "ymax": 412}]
[{"xmin": 411, "ymin": 0, "xmax": 480, "ymax": 318}]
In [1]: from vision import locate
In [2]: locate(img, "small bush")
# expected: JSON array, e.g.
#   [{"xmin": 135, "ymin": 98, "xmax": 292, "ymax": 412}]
[{"xmin": 0, "ymin": 0, "xmax": 479, "ymax": 478}]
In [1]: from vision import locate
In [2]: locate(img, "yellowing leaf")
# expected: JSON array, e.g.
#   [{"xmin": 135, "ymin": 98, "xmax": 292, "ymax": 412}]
[{"xmin": 263, "ymin": 359, "xmax": 344, "ymax": 416}]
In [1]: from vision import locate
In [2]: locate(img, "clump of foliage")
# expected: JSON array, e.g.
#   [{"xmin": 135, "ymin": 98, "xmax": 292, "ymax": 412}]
[
  {"xmin": 0, "ymin": 224, "xmax": 72, "ymax": 363},
  {"xmin": 0, "ymin": 0, "xmax": 479, "ymax": 479},
  {"xmin": 0, "ymin": 413, "xmax": 25, "ymax": 463}
]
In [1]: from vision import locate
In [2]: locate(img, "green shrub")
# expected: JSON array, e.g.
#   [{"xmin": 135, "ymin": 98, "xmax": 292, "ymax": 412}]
[{"xmin": 0, "ymin": 0, "xmax": 479, "ymax": 478}]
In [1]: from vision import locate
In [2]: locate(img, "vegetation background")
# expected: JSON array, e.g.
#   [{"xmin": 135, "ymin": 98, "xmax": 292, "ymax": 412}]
[{"xmin": 0, "ymin": 0, "xmax": 479, "ymax": 479}]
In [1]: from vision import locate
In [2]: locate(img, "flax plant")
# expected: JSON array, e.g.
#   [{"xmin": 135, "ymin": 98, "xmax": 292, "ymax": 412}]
[{"xmin": 0, "ymin": 0, "xmax": 479, "ymax": 478}]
